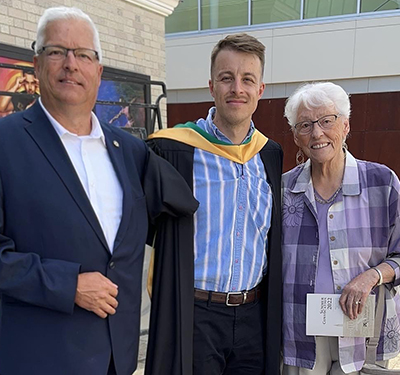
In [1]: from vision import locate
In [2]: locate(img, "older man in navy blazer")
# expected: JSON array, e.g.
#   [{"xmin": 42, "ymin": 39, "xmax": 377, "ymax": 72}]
[{"xmin": 0, "ymin": 6, "xmax": 197, "ymax": 375}]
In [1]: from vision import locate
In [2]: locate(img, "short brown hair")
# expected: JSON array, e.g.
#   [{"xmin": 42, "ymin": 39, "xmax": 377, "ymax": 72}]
[{"xmin": 210, "ymin": 33, "xmax": 265, "ymax": 78}]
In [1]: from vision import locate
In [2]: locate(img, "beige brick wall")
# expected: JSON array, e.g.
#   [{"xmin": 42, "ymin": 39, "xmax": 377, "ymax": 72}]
[{"xmin": 0, "ymin": 0, "xmax": 168, "ymax": 127}]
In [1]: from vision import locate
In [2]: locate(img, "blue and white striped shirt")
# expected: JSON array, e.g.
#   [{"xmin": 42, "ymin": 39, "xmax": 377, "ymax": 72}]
[{"xmin": 193, "ymin": 107, "xmax": 273, "ymax": 293}]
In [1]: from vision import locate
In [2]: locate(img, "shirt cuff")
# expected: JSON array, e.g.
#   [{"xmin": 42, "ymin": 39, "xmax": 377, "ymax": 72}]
[{"xmin": 385, "ymin": 260, "xmax": 400, "ymax": 286}]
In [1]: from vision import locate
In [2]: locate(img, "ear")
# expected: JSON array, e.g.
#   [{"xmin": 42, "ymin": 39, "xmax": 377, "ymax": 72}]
[
  {"xmin": 97, "ymin": 64, "xmax": 103, "ymax": 87},
  {"xmin": 33, "ymin": 55, "xmax": 40, "ymax": 76},
  {"xmin": 258, "ymin": 82, "xmax": 265, "ymax": 99},
  {"xmin": 209, "ymin": 79, "xmax": 214, "ymax": 98},
  {"xmin": 342, "ymin": 117, "xmax": 350, "ymax": 138},
  {"xmin": 293, "ymin": 131, "xmax": 300, "ymax": 147}
]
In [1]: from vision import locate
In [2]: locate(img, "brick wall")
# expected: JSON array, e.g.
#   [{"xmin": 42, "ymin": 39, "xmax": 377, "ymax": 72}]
[{"xmin": 0, "ymin": 0, "xmax": 167, "ymax": 125}]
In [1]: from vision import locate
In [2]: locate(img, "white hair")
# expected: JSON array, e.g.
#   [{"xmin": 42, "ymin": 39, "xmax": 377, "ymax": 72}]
[
  {"xmin": 284, "ymin": 82, "xmax": 351, "ymax": 128},
  {"xmin": 35, "ymin": 6, "xmax": 102, "ymax": 63}
]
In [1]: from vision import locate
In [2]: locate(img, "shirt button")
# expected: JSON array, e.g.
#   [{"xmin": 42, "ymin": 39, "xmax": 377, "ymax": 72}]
[
  {"xmin": 235, "ymin": 259, "xmax": 238, "ymax": 264},
  {"xmin": 333, "ymin": 260, "xmax": 338, "ymax": 265},
  {"xmin": 329, "ymin": 214, "xmax": 334, "ymax": 219},
  {"xmin": 236, "ymin": 232, "xmax": 240, "ymax": 237},
  {"xmin": 109, "ymin": 261, "xmax": 115, "ymax": 270},
  {"xmin": 330, "ymin": 236, "xmax": 336, "ymax": 241},
  {"xmin": 337, "ymin": 285, "xmax": 341, "ymax": 291},
  {"xmin": 232, "ymin": 287, "xmax": 236, "ymax": 291}
]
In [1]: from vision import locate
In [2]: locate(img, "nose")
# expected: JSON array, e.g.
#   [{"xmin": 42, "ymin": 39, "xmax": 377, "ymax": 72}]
[
  {"xmin": 231, "ymin": 79, "xmax": 243, "ymax": 94},
  {"xmin": 311, "ymin": 122, "xmax": 324, "ymax": 138},
  {"xmin": 62, "ymin": 50, "xmax": 78, "ymax": 71}
]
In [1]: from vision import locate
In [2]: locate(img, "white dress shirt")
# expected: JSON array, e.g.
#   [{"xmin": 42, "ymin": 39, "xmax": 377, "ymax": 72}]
[{"xmin": 39, "ymin": 98, "xmax": 123, "ymax": 253}]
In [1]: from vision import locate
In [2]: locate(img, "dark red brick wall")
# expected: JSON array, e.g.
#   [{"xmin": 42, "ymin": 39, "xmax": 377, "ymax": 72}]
[{"xmin": 167, "ymin": 91, "xmax": 400, "ymax": 175}]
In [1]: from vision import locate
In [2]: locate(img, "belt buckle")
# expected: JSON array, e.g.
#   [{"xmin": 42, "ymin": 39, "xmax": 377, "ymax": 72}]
[{"xmin": 225, "ymin": 291, "xmax": 247, "ymax": 306}]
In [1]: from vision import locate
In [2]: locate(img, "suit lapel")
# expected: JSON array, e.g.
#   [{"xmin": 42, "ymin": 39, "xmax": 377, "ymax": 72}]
[
  {"xmin": 102, "ymin": 126, "xmax": 133, "ymax": 252},
  {"xmin": 23, "ymin": 102, "xmax": 109, "ymax": 253}
]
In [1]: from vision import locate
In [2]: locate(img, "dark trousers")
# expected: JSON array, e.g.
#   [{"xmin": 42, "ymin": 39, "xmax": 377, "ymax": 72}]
[{"xmin": 193, "ymin": 296, "xmax": 266, "ymax": 375}]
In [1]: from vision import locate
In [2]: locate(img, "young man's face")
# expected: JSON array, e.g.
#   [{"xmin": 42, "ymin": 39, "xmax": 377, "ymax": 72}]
[
  {"xmin": 23, "ymin": 73, "xmax": 38, "ymax": 94},
  {"xmin": 209, "ymin": 49, "xmax": 265, "ymax": 130}
]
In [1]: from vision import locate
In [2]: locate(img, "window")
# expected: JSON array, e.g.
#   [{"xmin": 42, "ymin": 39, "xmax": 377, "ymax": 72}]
[
  {"xmin": 202, "ymin": 0, "xmax": 248, "ymax": 29},
  {"xmin": 252, "ymin": 0, "xmax": 301, "ymax": 25},
  {"xmin": 361, "ymin": 0, "xmax": 400, "ymax": 13},
  {"xmin": 165, "ymin": 0, "xmax": 198, "ymax": 33},
  {"xmin": 165, "ymin": 0, "xmax": 400, "ymax": 34},
  {"xmin": 304, "ymin": 0, "xmax": 357, "ymax": 19}
]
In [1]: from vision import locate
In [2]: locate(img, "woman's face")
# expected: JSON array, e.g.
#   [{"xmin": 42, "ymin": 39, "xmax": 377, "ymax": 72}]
[{"xmin": 293, "ymin": 103, "xmax": 349, "ymax": 167}]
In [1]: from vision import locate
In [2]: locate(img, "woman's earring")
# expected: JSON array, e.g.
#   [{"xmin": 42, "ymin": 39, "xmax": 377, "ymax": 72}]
[
  {"xmin": 342, "ymin": 141, "xmax": 348, "ymax": 151},
  {"xmin": 296, "ymin": 148, "xmax": 305, "ymax": 165}
]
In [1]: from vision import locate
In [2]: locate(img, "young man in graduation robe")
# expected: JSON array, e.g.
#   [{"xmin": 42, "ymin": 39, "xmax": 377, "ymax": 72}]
[{"xmin": 146, "ymin": 33, "xmax": 283, "ymax": 375}]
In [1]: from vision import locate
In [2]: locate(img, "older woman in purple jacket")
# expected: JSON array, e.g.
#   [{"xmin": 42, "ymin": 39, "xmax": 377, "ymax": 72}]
[{"xmin": 281, "ymin": 82, "xmax": 400, "ymax": 375}]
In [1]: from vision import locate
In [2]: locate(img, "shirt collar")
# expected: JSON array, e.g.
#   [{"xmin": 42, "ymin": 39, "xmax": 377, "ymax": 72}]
[
  {"xmin": 341, "ymin": 150, "xmax": 361, "ymax": 195},
  {"xmin": 39, "ymin": 97, "xmax": 106, "ymax": 145},
  {"xmin": 290, "ymin": 150, "xmax": 361, "ymax": 196},
  {"xmin": 204, "ymin": 106, "xmax": 255, "ymax": 145}
]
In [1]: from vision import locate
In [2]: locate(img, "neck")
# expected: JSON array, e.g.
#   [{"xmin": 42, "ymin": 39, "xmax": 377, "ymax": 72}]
[
  {"xmin": 213, "ymin": 118, "xmax": 251, "ymax": 145},
  {"xmin": 42, "ymin": 100, "xmax": 92, "ymax": 136},
  {"xmin": 312, "ymin": 152, "xmax": 346, "ymax": 199}
]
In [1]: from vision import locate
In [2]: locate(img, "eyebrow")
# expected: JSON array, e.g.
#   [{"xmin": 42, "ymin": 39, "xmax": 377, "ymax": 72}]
[
  {"xmin": 216, "ymin": 71, "xmax": 258, "ymax": 79},
  {"xmin": 216, "ymin": 70, "xmax": 233, "ymax": 77},
  {"xmin": 243, "ymin": 72, "xmax": 258, "ymax": 79}
]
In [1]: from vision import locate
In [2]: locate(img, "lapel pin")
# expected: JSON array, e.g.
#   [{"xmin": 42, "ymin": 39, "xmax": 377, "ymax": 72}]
[{"xmin": 113, "ymin": 140, "xmax": 120, "ymax": 148}]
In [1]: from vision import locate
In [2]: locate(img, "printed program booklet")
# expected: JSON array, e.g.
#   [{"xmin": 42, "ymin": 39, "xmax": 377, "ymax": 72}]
[{"xmin": 306, "ymin": 294, "xmax": 375, "ymax": 337}]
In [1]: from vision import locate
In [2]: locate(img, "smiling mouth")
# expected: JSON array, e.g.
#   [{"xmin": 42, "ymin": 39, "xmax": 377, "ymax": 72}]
[
  {"xmin": 311, "ymin": 143, "xmax": 329, "ymax": 149},
  {"xmin": 227, "ymin": 100, "xmax": 246, "ymax": 105},
  {"xmin": 60, "ymin": 79, "xmax": 81, "ymax": 86}
]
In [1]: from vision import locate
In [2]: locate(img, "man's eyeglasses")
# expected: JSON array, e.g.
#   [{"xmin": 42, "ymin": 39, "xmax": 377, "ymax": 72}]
[
  {"xmin": 294, "ymin": 114, "xmax": 340, "ymax": 135},
  {"xmin": 36, "ymin": 45, "xmax": 99, "ymax": 64}
]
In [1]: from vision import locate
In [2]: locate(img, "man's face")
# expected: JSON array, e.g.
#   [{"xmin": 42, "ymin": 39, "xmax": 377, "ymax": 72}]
[
  {"xmin": 33, "ymin": 19, "xmax": 103, "ymax": 115},
  {"xmin": 23, "ymin": 73, "xmax": 38, "ymax": 94},
  {"xmin": 209, "ymin": 49, "xmax": 265, "ymax": 130}
]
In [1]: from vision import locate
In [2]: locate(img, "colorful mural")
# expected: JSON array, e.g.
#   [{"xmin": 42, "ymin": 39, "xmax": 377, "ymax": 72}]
[
  {"xmin": 0, "ymin": 58, "xmax": 39, "ymax": 118},
  {"xmin": 0, "ymin": 50, "xmax": 150, "ymax": 139},
  {"xmin": 95, "ymin": 78, "xmax": 147, "ymax": 138}
]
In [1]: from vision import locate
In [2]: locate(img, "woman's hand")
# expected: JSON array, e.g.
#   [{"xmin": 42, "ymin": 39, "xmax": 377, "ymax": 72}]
[
  {"xmin": 339, "ymin": 269, "xmax": 378, "ymax": 320},
  {"xmin": 339, "ymin": 263, "xmax": 396, "ymax": 319}
]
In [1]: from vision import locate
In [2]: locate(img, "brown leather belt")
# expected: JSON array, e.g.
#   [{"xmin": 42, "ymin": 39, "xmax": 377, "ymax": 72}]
[{"xmin": 194, "ymin": 286, "xmax": 261, "ymax": 306}]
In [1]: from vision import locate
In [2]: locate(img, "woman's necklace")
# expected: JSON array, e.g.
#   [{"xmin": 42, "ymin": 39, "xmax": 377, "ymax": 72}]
[
  {"xmin": 313, "ymin": 150, "xmax": 346, "ymax": 205},
  {"xmin": 314, "ymin": 183, "xmax": 342, "ymax": 204}
]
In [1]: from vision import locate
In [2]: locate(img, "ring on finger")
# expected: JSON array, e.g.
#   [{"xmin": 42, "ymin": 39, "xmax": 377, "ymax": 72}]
[{"xmin": 354, "ymin": 300, "xmax": 361, "ymax": 305}]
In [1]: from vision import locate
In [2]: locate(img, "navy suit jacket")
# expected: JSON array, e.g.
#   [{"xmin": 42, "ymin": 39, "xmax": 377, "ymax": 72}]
[{"xmin": 0, "ymin": 102, "xmax": 197, "ymax": 375}]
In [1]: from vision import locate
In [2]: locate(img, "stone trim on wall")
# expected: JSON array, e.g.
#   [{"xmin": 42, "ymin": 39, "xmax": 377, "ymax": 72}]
[{"xmin": 123, "ymin": 0, "xmax": 179, "ymax": 16}]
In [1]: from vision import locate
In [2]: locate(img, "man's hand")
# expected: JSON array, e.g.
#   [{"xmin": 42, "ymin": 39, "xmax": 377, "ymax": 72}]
[
  {"xmin": 12, "ymin": 76, "xmax": 26, "ymax": 92},
  {"xmin": 75, "ymin": 272, "xmax": 119, "ymax": 319}
]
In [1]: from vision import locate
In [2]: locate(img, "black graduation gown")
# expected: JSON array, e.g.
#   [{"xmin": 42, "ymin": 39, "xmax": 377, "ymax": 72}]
[{"xmin": 145, "ymin": 137, "xmax": 283, "ymax": 375}]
